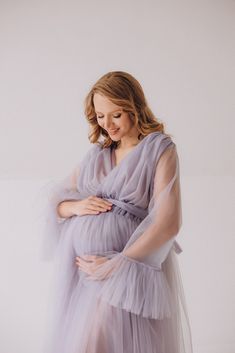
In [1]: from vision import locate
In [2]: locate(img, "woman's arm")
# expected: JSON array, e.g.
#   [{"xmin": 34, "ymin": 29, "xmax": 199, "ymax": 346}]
[
  {"xmin": 57, "ymin": 200, "xmax": 78, "ymax": 219},
  {"xmin": 122, "ymin": 145, "xmax": 181, "ymax": 261},
  {"xmin": 55, "ymin": 164, "xmax": 81, "ymax": 220}
]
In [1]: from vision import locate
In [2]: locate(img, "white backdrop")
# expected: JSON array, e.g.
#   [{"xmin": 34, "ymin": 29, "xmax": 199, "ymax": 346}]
[{"xmin": 0, "ymin": 1, "xmax": 234, "ymax": 352}]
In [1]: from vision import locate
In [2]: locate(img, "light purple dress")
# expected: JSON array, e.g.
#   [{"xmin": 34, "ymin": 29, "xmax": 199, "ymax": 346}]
[{"xmin": 39, "ymin": 131, "xmax": 193, "ymax": 353}]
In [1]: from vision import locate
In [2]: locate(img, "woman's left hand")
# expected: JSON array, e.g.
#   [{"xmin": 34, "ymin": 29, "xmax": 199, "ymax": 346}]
[{"xmin": 75, "ymin": 255, "xmax": 109, "ymax": 276}]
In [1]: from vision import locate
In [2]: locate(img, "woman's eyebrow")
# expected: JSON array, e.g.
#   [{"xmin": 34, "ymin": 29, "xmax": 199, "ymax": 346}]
[{"xmin": 95, "ymin": 109, "xmax": 121, "ymax": 114}]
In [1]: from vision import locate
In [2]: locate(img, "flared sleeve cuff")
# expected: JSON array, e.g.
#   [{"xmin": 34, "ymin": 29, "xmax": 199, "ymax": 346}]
[
  {"xmin": 34, "ymin": 170, "xmax": 81, "ymax": 262},
  {"xmin": 90, "ymin": 252, "xmax": 176, "ymax": 320}
]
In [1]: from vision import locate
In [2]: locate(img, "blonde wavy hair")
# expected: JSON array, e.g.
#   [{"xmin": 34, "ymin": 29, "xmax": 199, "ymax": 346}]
[{"xmin": 84, "ymin": 71, "xmax": 172, "ymax": 148}]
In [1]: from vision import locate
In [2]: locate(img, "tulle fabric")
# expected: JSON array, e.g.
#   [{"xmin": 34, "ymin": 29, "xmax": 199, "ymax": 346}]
[{"xmin": 36, "ymin": 131, "xmax": 193, "ymax": 353}]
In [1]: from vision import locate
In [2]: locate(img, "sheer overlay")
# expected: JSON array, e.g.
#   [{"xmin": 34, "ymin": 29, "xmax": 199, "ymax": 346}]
[{"xmin": 35, "ymin": 131, "xmax": 193, "ymax": 353}]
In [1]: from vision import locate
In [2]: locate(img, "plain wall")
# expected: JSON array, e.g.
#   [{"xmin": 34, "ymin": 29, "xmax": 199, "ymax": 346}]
[{"xmin": 0, "ymin": 1, "xmax": 234, "ymax": 352}]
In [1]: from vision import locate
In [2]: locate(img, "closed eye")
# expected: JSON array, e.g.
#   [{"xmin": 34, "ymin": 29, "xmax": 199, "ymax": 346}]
[{"xmin": 97, "ymin": 114, "xmax": 122, "ymax": 119}]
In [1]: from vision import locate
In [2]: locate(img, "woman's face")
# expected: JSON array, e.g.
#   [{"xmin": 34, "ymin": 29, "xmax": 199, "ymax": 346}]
[{"xmin": 93, "ymin": 93, "xmax": 138, "ymax": 141}]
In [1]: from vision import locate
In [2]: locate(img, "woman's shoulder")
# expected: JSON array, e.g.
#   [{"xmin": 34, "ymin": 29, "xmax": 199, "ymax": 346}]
[
  {"xmin": 86, "ymin": 142, "xmax": 103, "ymax": 153},
  {"xmin": 85, "ymin": 141, "xmax": 104, "ymax": 154},
  {"xmin": 144, "ymin": 131, "xmax": 176, "ymax": 149},
  {"xmin": 78, "ymin": 143, "xmax": 102, "ymax": 166}
]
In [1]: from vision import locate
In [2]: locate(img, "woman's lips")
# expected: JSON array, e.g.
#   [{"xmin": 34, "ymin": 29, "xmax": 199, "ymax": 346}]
[{"xmin": 108, "ymin": 129, "xmax": 120, "ymax": 135}]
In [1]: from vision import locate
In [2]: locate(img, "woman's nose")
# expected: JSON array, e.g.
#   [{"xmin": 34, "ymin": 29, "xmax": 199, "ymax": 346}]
[{"xmin": 104, "ymin": 118, "xmax": 114, "ymax": 129}]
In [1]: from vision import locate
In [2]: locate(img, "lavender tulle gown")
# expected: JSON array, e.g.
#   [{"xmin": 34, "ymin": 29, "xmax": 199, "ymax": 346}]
[{"xmin": 39, "ymin": 131, "xmax": 193, "ymax": 353}]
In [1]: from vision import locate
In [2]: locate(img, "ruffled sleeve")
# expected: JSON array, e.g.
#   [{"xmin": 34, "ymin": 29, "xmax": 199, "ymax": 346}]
[
  {"xmin": 37, "ymin": 163, "xmax": 81, "ymax": 261},
  {"xmin": 86, "ymin": 143, "xmax": 183, "ymax": 319}
]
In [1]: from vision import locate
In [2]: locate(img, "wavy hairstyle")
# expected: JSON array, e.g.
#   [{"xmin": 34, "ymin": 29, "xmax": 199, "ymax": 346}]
[{"xmin": 84, "ymin": 71, "xmax": 172, "ymax": 148}]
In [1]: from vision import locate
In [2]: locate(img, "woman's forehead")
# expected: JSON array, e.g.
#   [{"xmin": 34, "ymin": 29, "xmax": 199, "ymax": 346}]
[{"xmin": 93, "ymin": 93, "xmax": 122, "ymax": 113}]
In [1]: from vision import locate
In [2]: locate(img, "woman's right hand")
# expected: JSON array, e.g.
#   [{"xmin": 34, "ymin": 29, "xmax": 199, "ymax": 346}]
[{"xmin": 70, "ymin": 196, "xmax": 113, "ymax": 216}]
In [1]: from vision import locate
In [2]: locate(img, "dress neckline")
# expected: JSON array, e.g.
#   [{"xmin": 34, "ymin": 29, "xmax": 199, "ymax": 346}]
[
  {"xmin": 110, "ymin": 131, "xmax": 161, "ymax": 171},
  {"xmin": 112, "ymin": 143, "xmax": 140, "ymax": 167}
]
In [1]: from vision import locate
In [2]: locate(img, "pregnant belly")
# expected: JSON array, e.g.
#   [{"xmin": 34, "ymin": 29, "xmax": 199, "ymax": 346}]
[{"xmin": 61, "ymin": 208, "xmax": 141, "ymax": 255}]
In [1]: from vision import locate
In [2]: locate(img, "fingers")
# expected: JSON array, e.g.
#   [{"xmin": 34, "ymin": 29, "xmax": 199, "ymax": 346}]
[
  {"xmin": 82, "ymin": 255, "xmax": 99, "ymax": 261},
  {"xmin": 92, "ymin": 196, "xmax": 113, "ymax": 207},
  {"xmin": 75, "ymin": 256, "xmax": 94, "ymax": 271},
  {"xmin": 75, "ymin": 256, "xmax": 109, "ymax": 275},
  {"xmin": 83, "ymin": 209, "xmax": 101, "ymax": 215},
  {"xmin": 86, "ymin": 205, "xmax": 111, "ymax": 213},
  {"xmin": 73, "ymin": 196, "xmax": 113, "ymax": 216},
  {"xmin": 77, "ymin": 260, "xmax": 90, "ymax": 272},
  {"xmin": 87, "ymin": 196, "xmax": 113, "ymax": 212},
  {"xmin": 76, "ymin": 257, "xmax": 97, "ymax": 275},
  {"xmin": 76, "ymin": 255, "xmax": 104, "ymax": 263}
]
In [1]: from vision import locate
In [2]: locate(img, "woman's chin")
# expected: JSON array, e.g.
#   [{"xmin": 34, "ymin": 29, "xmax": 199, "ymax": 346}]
[{"xmin": 109, "ymin": 129, "xmax": 121, "ymax": 139}]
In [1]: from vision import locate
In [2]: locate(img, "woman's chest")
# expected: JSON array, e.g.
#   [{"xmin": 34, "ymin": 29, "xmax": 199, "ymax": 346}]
[{"xmin": 77, "ymin": 150, "xmax": 155, "ymax": 210}]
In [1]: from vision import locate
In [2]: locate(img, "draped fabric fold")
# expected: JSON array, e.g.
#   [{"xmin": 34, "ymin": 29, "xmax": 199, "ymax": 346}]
[{"xmin": 36, "ymin": 131, "xmax": 193, "ymax": 353}]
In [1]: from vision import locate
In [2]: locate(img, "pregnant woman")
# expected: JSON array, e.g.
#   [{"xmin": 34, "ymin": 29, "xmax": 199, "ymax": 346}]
[{"xmin": 40, "ymin": 71, "xmax": 193, "ymax": 353}]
